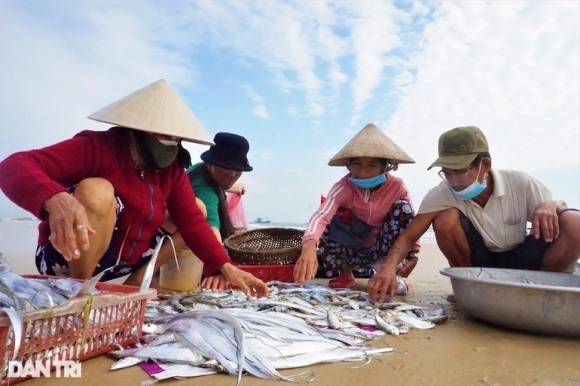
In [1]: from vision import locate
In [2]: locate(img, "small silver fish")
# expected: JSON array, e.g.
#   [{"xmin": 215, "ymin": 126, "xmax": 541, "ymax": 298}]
[{"xmin": 374, "ymin": 312, "xmax": 399, "ymax": 336}]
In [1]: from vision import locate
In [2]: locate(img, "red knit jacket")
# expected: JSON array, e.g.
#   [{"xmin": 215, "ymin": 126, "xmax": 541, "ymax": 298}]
[{"xmin": 0, "ymin": 127, "xmax": 231, "ymax": 276}]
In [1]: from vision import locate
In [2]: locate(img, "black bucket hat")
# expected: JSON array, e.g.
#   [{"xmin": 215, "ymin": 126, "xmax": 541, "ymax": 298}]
[{"xmin": 200, "ymin": 132, "xmax": 253, "ymax": 172}]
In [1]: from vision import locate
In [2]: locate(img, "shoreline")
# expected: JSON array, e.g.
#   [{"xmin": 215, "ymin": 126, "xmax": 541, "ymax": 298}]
[{"xmin": 0, "ymin": 219, "xmax": 436, "ymax": 276}]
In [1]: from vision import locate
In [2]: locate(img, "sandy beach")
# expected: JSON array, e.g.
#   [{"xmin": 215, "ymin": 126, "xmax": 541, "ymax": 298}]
[{"xmin": 1, "ymin": 221, "xmax": 579, "ymax": 386}]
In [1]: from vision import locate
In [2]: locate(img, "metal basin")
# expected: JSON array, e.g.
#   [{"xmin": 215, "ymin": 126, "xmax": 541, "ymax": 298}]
[{"xmin": 440, "ymin": 267, "xmax": 580, "ymax": 337}]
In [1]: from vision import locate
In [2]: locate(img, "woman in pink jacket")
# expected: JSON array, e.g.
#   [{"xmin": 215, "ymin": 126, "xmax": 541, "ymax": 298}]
[{"xmin": 294, "ymin": 123, "xmax": 420, "ymax": 292}]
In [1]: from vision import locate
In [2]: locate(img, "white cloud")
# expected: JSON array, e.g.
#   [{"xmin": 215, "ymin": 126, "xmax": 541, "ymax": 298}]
[
  {"xmin": 393, "ymin": 70, "xmax": 415, "ymax": 86},
  {"xmin": 0, "ymin": 1, "xmax": 205, "ymax": 154},
  {"xmin": 345, "ymin": 2, "xmax": 405, "ymax": 116},
  {"xmin": 242, "ymin": 85, "xmax": 270, "ymax": 119},
  {"xmin": 180, "ymin": 1, "xmax": 327, "ymax": 117},
  {"xmin": 385, "ymin": 0, "xmax": 579, "ymax": 207},
  {"xmin": 328, "ymin": 65, "xmax": 349, "ymax": 84},
  {"xmin": 173, "ymin": 1, "xmax": 418, "ymax": 120},
  {"xmin": 408, "ymin": 0, "xmax": 431, "ymax": 18},
  {"xmin": 252, "ymin": 105, "xmax": 269, "ymax": 120}
]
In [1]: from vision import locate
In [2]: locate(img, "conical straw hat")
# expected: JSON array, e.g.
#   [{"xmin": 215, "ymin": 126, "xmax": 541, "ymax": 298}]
[
  {"xmin": 328, "ymin": 123, "xmax": 415, "ymax": 166},
  {"xmin": 87, "ymin": 79, "xmax": 214, "ymax": 145}
]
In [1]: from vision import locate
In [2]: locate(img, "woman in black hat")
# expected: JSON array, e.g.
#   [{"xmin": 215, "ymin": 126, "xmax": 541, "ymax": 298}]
[
  {"xmin": 187, "ymin": 132, "xmax": 253, "ymax": 241},
  {"xmin": 162, "ymin": 132, "xmax": 253, "ymax": 291}
]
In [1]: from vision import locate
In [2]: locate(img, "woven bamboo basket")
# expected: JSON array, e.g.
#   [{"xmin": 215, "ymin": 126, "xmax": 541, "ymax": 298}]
[{"xmin": 224, "ymin": 227, "xmax": 304, "ymax": 265}]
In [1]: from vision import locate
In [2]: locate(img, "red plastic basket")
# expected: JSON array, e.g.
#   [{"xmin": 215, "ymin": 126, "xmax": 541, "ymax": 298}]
[
  {"xmin": 0, "ymin": 275, "xmax": 156, "ymax": 385},
  {"xmin": 234, "ymin": 264, "xmax": 295, "ymax": 284}
]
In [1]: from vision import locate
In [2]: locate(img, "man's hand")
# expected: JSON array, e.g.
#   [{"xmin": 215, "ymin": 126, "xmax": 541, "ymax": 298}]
[
  {"xmin": 530, "ymin": 201, "xmax": 560, "ymax": 242},
  {"xmin": 43, "ymin": 192, "xmax": 96, "ymax": 260},
  {"xmin": 219, "ymin": 263, "xmax": 268, "ymax": 298},
  {"xmin": 367, "ymin": 264, "xmax": 399, "ymax": 301},
  {"xmin": 201, "ymin": 273, "xmax": 229, "ymax": 292},
  {"xmin": 293, "ymin": 240, "xmax": 318, "ymax": 285}
]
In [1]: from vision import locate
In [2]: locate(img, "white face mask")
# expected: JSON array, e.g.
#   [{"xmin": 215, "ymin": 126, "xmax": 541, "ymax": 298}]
[
  {"xmin": 450, "ymin": 162, "xmax": 487, "ymax": 200},
  {"xmin": 158, "ymin": 139, "xmax": 179, "ymax": 147}
]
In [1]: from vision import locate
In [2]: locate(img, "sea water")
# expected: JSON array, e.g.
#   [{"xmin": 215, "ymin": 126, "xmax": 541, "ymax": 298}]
[
  {"xmin": 0, "ymin": 219, "xmax": 437, "ymax": 248},
  {"xmin": 248, "ymin": 221, "xmax": 436, "ymax": 242},
  {"xmin": 2, "ymin": 219, "xmax": 578, "ymax": 276},
  {"xmin": 0, "ymin": 218, "xmax": 39, "ymax": 274}
]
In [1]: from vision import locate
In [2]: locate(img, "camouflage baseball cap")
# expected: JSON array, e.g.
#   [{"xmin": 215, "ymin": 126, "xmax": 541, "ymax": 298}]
[{"xmin": 427, "ymin": 126, "xmax": 489, "ymax": 170}]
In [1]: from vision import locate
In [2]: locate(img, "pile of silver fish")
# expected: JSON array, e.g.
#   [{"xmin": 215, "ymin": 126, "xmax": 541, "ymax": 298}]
[
  {"xmin": 110, "ymin": 281, "xmax": 448, "ymax": 384},
  {"xmin": 0, "ymin": 252, "xmax": 107, "ymax": 369},
  {"xmin": 0, "ymin": 253, "xmax": 101, "ymax": 311}
]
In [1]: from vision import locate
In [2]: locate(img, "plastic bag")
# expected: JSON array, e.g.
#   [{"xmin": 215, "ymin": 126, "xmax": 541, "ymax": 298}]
[{"xmin": 227, "ymin": 193, "xmax": 249, "ymax": 231}]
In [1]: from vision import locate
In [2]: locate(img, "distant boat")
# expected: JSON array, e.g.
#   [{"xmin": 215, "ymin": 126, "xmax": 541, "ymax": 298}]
[{"xmin": 254, "ymin": 217, "xmax": 271, "ymax": 224}]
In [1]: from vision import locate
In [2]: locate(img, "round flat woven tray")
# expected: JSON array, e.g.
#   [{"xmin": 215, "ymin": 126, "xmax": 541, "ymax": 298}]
[{"xmin": 224, "ymin": 227, "xmax": 304, "ymax": 265}]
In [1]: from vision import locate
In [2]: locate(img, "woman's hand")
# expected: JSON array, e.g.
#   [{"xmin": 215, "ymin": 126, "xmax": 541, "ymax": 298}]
[
  {"xmin": 201, "ymin": 273, "xmax": 229, "ymax": 292},
  {"xmin": 227, "ymin": 183, "xmax": 246, "ymax": 195},
  {"xmin": 219, "ymin": 263, "xmax": 269, "ymax": 298},
  {"xmin": 293, "ymin": 240, "xmax": 318, "ymax": 285},
  {"xmin": 43, "ymin": 192, "xmax": 96, "ymax": 260}
]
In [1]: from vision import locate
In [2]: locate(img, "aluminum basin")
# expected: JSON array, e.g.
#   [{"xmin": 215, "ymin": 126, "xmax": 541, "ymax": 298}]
[{"xmin": 440, "ymin": 267, "xmax": 580, "ymax": 337}]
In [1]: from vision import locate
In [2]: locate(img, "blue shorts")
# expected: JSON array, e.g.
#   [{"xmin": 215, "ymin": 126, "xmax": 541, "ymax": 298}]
[{"xmin": 35, "ymin": 189, "xmax": 170, "ymax": 281}]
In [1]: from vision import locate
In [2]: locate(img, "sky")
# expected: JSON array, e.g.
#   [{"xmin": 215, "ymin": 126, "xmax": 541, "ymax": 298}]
[{"xmin": 0, "ymin": 0, "xmax": 579, "ymax": 223}]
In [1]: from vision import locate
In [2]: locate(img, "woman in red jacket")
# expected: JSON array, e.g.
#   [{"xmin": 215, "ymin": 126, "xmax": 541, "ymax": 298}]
[{"xmin": 0, "ymin": 79, "xmax": 267, "ymax": 298}]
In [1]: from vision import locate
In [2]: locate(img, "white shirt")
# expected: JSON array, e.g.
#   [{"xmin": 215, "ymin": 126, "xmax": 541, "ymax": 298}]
[{"xmin": 418, "ymin": 169, "xmax": 553, "ymax": 252}]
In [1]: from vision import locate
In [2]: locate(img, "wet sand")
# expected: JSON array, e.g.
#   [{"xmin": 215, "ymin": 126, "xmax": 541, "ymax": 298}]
[{"xmin": 1, "ymin": 222, "xmax": 579, "ymax": 385}]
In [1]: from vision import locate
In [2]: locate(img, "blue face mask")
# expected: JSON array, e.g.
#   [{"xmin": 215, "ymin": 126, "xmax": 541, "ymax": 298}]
[
  {"xmin": 349, "ymin": 174, "xmax": 386, "ymax": 189},
  {"xmin": 451, "ymin": 163, "xmax": 487, "ymax": 200}
]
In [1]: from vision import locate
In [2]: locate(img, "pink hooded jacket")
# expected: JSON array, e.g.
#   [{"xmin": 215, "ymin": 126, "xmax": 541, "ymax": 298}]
[{"xmin": 302, "ymin": 174, "xmax": 421, "ymax": 252}]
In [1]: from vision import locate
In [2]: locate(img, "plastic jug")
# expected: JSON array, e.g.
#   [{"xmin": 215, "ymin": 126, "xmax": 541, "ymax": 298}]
[{"xmin": 159, "ymin": 247, "xmax": 204, "ymax": 291}]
